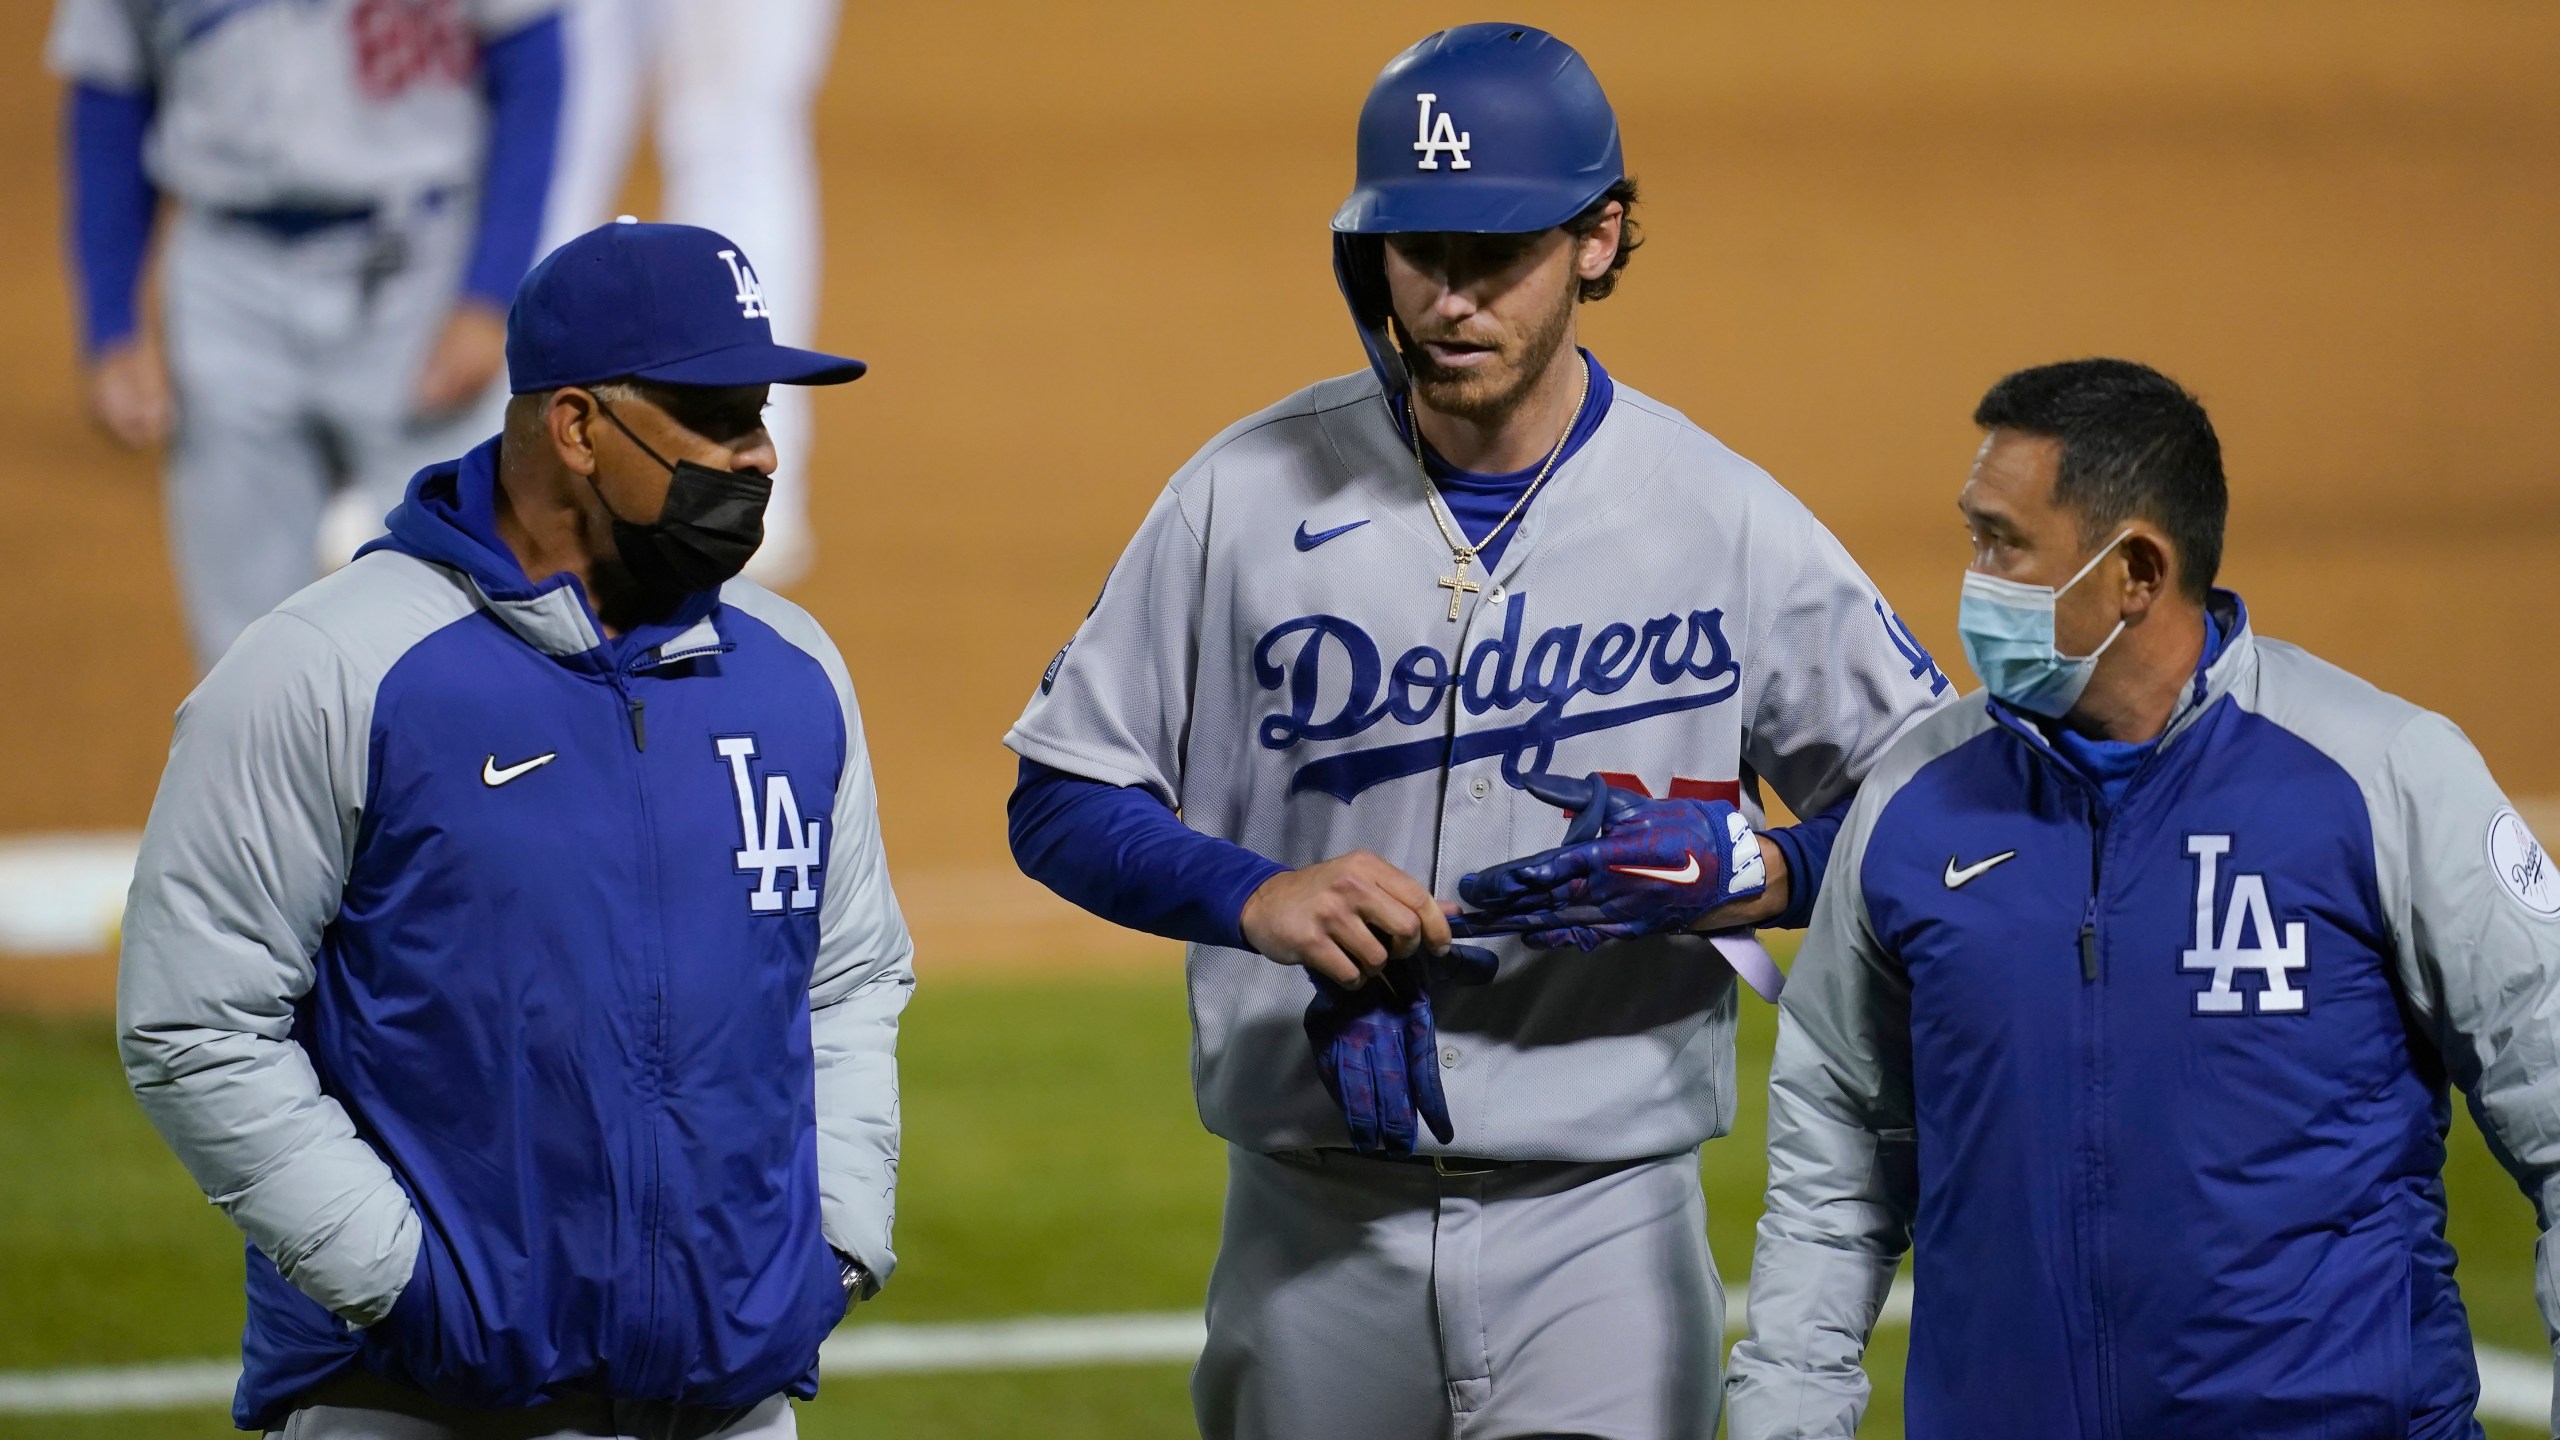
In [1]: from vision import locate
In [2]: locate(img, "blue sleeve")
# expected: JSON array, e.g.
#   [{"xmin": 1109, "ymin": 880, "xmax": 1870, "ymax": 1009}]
[
  {"xmin": 1007, "ymin": 758, "xmax": 1290, "ymax": 951},
  {"xmin": 63, "ymin": 83, "xmax": 158, "ymax": 355},
  {"xmin": 1762, "ymin": 793, "xmax": 1855, "ymax": 931},
  {"xmin": 462, "ymin": 14, "xmax": 564, "ymax": 310}
]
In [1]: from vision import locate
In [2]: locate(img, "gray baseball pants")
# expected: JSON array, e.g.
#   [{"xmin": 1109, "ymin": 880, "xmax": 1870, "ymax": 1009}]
[
  {"xmin": 160, "ymin": 195, "xmax": 504, "ymax": 671},
  {"xmin": 267, "ymin": 1370, "xmax": 794, "ymax": 1439},
  {"xmin": 1193, "ymin": 1146, "xmax": 1724, "ymax": 1440}
]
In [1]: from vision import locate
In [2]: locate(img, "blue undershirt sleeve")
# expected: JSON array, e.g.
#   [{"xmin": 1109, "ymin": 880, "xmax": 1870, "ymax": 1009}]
[
  {"xmin": 1007, "ymin": 758, "xmax": 1290, "ymax": 952},
  {"xmin": 462, "ymin": 15, "xmax": 564, "ymax": 310},
  {"xmin": 1762, "ymin": 793, "xmax": 1854, "ymax": 931},
  {"xmin": 63, "ymin": 83, "xmax": 158, "ymax": 356}
]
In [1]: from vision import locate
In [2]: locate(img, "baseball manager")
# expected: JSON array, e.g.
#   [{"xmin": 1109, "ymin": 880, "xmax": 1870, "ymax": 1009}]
[{"xmin": 118, "ymin": 220, "xmax": 911, "ymax": 1437}]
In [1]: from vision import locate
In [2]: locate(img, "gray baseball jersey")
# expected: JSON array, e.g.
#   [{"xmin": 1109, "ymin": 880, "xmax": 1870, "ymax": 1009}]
[
  {"xmin": 46, "ymin": 0, "xmax": 556, "ymax": 210},
  {"xmin": 1006, "ymin": 369, "xmax": 1954, "ymax": 1162}
]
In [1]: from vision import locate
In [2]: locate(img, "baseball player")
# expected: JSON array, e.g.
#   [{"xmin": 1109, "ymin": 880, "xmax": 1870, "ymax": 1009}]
[
  {"xmin": 1721, "ymin": 360, "xmax": 2560, "ymax": 1438},
  {"xmin": 539, "ymin": 0, "xmax": 840, "ymax": 589},
  {"xmin": 51, "ymin": 0, "xmax": 566, "ymax": 672},
  {"xmin": 1004, "ymin": 25, "xmax": 1951, "ymax": 1439},
  {"xmin": 117, "ymin": 220, "xmax": 910, "ymax": 1436}
]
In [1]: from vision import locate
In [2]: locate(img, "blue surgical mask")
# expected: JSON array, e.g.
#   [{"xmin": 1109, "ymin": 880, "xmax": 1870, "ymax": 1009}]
[{"xmin": 1957, "ymin": 531, "xmax": 2132, "ymax": 718}]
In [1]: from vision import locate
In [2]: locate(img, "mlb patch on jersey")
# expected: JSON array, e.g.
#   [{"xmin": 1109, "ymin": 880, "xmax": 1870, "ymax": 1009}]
[{"xmin": 2487, "ymin": 807, "xmax": 2558, "ymax": 917}]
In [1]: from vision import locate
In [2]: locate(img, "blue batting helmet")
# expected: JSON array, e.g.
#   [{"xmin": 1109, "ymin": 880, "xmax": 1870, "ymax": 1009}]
[{"xmin": 1330, "ymin": 24, "xmax": 1626, "ymax": 393}]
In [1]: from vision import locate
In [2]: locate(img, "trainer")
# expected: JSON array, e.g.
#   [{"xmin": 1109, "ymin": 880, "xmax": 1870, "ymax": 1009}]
[
  {"xmin": 118, "ymin": 219, "xmax": 913, "ymax": 1437},
  {"xmin": 1723, "ymin": 359, "xmax": 2560, "ymax": 1439}
]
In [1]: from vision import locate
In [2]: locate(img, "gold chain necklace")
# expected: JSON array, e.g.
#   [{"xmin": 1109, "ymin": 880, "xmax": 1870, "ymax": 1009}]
[{"xmin": 1411, "ymin": 356, "xmax": 1591, "ymax": 621}]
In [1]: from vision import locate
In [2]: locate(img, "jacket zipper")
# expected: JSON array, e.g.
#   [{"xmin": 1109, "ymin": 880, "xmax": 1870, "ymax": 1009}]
[
  {"xmin": 2079, "ymin": 792, "xmax": 2119, "ymax": 1440},
  {"xmin": 608, "ymin": 665, "xmax": 669, "ymax": 1386},
  {"xmin": 1994, "ymin": 697, "xmax": 2215, "ymax": 1440}
]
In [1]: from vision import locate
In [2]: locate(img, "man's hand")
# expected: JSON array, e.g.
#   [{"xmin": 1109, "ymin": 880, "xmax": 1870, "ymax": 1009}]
[
  {"xmin": 86, "ymin": 335, "xmax": 173, "ymax": 449},
  {"xmin": 1249, "ymin": 853, "xmax": 1499, "ymax": 1152},
  {"xmin": 1242, "ymin": 851, "xmax": 1457, "ymax": 988},
  {"xmin": 1454, "ymin": 772, "xmax": 1779, "ymax": 950},
  {"xmin": 411, "ymin": 301, "xmax": 509, "ymax": 418}
]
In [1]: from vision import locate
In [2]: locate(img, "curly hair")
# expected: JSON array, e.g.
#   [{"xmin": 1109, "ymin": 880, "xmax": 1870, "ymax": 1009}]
[{"xmin": 1562, "ymin": 177, "xmax": 1643, "ymax": 302}]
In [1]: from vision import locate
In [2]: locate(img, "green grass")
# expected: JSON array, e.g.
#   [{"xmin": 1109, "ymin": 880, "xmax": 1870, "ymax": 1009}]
[{"xmin": 0, "ymin": 969, "xmax": 2545, "ymax": 1438}]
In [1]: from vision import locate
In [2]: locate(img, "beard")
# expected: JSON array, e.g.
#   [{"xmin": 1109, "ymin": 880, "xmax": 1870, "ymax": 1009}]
[{"xmin": 1394, "ymin": 283, "xmax": 1578, "ymax": 425}]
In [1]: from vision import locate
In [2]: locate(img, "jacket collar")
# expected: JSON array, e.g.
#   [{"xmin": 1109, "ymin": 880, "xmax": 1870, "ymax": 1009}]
[
  {"xmin": 2162, "ymin": 589, "xmax": 2252, "ymax": 748},
  {"xmin": 367, "ymin": 437, "xmax": 726, "ymax": 674},
  {"xmin": 1987, "ymin": 589, "xmax": 2253, "ymax": 767}
]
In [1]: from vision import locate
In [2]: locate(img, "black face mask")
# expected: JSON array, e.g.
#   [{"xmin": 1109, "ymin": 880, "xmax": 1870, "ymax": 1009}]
[{"xmin": 590, "ymin": 400, "xmax": 771, "ymax": 601}]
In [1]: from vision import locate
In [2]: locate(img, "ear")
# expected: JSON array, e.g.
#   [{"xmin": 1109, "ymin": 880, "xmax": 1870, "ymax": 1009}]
[
  {"xmin": 2118, "ymin": 526, "xmax": 2176, "ymax": 617},
  {"xmin": 546, "ymin": 387, "xmax": 602, "ymax": 477},
  {"xmin": 1573, "ymin": 203, "xmax": 1624, "ymax": 283}
]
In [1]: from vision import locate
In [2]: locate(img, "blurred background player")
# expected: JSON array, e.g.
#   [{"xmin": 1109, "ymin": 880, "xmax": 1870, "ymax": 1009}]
[
  {"xmin": 50, "ymin": 0, "xmax": 565, "ymax": 672},
  {"xmin": 539, "ymin": 0, "xmax": 840, "ymax": 589},
  {"xmin": 1006, "ymin": 26, "xmax": 1949, "ymax": 1438}
]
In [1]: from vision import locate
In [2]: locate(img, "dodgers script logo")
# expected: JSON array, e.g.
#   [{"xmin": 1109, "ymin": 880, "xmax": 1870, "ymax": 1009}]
[
  {"xmin": 2179, "ymin": 834, "xmax": 2306, "ymax": 1014},
  {"xmin": 1254, "ymin": 594, "xmax": 1740, "ymax": 801},
  {"xmin": 717, "ymin": 249, "xmax": 773, "ymax": 320},
  {"xmin": 716, "ymin": 736, "xmax": 823, "ymax": 912},
  {"xmin": 1412, "ymin": 93, "xmax": 1472, "ymax": 171}
]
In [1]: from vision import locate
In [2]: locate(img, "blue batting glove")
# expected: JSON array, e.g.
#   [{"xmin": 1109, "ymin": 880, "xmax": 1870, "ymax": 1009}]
[
  {"xmin": 1303, "ymin": 945, "xmax": 1497, "ymax": 1154},
  {"xmin": 1453, "ymin": 772, "xmax": 1766, "ymax": 951}
]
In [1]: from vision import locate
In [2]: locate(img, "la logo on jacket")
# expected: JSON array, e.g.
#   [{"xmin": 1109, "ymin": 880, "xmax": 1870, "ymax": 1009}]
[
  {"xmin": 716, "ymin": 735, "xmax": 823, "ymax": 913},
  {"xmin": 2180, "ymin": 834, "xmax": 2306, "ymax": 1015}
]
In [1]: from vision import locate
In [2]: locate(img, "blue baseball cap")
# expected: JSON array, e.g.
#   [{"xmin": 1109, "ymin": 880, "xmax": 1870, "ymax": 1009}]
[{"xmin": 506, "ymin": 218, "xmax": 865, "ymax": 393}]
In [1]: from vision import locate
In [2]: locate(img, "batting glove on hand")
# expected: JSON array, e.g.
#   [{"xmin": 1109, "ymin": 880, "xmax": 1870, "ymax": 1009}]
[
  {"xmin": 1452, "ymin": 772, "xmax": 1766, "ymax": 951},
  {"xmin": 1304, "ymin": 944, "xmax": 1497, "ymax": 1156}
]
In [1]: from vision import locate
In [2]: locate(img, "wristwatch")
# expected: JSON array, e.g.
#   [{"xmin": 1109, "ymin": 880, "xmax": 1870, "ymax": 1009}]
[{"xmin": 834, "ymin": 1249, "xmax": 875, "ymax": 1302}]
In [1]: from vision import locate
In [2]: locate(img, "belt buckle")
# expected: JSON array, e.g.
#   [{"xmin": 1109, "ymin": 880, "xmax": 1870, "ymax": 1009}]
[{"xmin": 1430, "ymin": 1155, "xmax": 1500, "ymax": 1177}]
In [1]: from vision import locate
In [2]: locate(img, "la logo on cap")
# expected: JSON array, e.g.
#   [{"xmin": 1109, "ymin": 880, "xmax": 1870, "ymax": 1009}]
[{"xmin": 717, "ymin": 249, "xmax": 773, "ymax": 320}]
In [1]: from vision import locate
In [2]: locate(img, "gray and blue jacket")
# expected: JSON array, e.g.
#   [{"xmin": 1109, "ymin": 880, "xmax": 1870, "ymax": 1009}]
[
  {"xmin": 118, "ymin": 438, "xmax": 913, "ymax": 1428},
  {"xmin": 1728, "ymin": 595, "xmax": 2560, "ymax": 1440}
]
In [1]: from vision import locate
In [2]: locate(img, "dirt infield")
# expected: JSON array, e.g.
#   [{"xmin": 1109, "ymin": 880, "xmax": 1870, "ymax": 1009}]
[{"xmin": 4, "ymin": 4, "xmax": 2555, "ymax": 999}]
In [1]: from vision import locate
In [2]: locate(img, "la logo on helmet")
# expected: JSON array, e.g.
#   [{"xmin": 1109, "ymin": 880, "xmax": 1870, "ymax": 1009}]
[
  {"xmin": 1412, "ymin": 93, "xmax": 1472, "ymax": 171},
  {"xmin": 716, "ymin": 248, "xmax": 773, "ymax": 320}
]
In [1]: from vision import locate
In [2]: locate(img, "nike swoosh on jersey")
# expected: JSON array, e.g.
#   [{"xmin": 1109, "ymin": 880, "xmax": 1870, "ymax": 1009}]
[
  {"xmin": 1611, "ymin": 855, "xmax": 1702, "ymax": 885},
  {"xmin": 1942, "ymin": 850, "xmax": 2018, "ymax": 888},
  {"xmin": 1294, "ymin": 519, "xmax": 1370, "ymax": 551},
  {"xmin": 483, "ymin": 752, "xmax": 558, "ymax": 787}
]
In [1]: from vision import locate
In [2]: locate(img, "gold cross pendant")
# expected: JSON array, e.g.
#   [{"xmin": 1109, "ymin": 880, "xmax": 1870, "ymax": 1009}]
[{"xmin": 1437, "ymin": 562, "xmax": 1481, "ymax": 621}]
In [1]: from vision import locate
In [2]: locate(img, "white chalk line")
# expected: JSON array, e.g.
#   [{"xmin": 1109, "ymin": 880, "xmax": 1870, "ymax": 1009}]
[
  {"xmin": 0, "ymin": 1283, "xmax": 2548, "ymax": 1425},
  {"xmin": 0, "ymin": 832, "xmax": 138, "ymax": 955}
]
